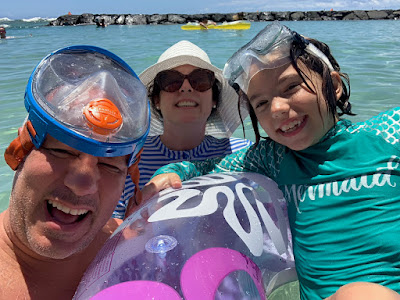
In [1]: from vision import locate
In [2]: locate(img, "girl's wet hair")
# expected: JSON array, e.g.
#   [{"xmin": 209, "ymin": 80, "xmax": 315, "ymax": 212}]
[
  {"xmin": 242, "ymin": 36, "xmax": 354, "ymax": 145},
  {"xmin": 148, "ymin": 74, "xmax": 221, "ymax": 119},
  {"xmin": 293, "ymin": 36, "xmax": 353, "ymax": 117}
]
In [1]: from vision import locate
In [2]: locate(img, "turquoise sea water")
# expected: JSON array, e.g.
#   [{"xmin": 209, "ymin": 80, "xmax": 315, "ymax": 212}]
[{"xmin": 1, "ymin": 19, "xmax": 400, "ymax": 213}]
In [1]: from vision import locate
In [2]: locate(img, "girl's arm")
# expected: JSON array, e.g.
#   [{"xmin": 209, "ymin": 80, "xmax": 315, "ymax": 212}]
[
  {"xmin": 141, "ymin": 143, "xmax": 275, "ymax": 202},
  {"xmin": 152, "ymin": 145, "xmax": 259, "ymax": 180}
]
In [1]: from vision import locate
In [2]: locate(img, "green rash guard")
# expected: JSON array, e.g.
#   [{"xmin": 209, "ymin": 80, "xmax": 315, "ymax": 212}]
[{"xmin": 153, "ymin": 107, "xmax": 400, "ymax": 299}]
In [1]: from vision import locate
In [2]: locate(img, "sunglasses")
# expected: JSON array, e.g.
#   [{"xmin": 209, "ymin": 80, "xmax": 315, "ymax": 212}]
[{"xmin": 155, "ymin": 68, "xmax": 215, "ymax": 93}]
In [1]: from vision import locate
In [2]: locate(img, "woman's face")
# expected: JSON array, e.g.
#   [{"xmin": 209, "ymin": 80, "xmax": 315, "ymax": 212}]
[
  {"xmin": 155, "ymin": 64, "xmax": 216, "ymax": 130},
  {"xmin": 247, "ymin": 62, "xmax": 337, "ymax": 151}
]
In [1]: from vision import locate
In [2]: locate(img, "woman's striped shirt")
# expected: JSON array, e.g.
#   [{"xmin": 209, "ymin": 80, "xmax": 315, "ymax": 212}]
[{"xmin": 112, "ymin": 135, "xmax": 252, "ymax": 219}]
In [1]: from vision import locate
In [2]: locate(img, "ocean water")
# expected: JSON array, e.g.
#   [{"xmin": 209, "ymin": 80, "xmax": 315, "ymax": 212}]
[
  {"xmin": 1, "ymin": 18, "xmax": 400, "ymax": 214},
  {"xmin": 0, "ymin": 17, "xmax": 399, "ymax": 300}
]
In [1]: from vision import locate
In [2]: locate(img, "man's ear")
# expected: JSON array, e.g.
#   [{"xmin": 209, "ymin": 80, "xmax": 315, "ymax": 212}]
[{"xmin": 331, "ymin": 71, "xmax": 343, "ymax": 101}]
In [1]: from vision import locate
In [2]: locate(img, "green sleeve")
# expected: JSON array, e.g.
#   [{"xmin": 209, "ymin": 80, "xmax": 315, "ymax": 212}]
[{"xmin": 152, "ymin": 142, "xmax": 277, "ymax": 181}]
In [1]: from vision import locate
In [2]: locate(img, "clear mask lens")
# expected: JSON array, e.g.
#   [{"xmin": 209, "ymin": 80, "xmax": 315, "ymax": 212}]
[
  {"xmin": 223, "ymin": 22, "xmax": 299, "ymax": 93},
  {"xmin": 224, "ymin": 21, "xmax": 334, "ymax": 94},
  {"xmin": 26, "ymin": 46, "xmax": 150, "ymax": 158}
]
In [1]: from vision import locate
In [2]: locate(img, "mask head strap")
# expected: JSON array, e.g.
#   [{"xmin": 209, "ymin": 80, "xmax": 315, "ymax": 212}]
[
  {"xmin": 125, "ymin": 148, "xmax": 144, "ymax": 217},
  {"xmin": 4, "ymin": 121, "xmax": 37, "ymax": 170}
]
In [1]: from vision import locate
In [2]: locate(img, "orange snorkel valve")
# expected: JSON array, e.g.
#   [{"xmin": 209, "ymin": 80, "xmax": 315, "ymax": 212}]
[{"xmin": 83, "ymin": 98, "xmax": 123, "ymax": 135}]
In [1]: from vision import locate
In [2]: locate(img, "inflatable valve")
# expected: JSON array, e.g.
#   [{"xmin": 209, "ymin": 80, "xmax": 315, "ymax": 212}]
[{"xmin": 145, "ymin": 235, "xmax": 178, "ymax": 259}]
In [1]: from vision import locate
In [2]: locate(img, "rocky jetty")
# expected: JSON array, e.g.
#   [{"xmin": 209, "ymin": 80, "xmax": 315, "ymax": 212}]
[{"xmin": 49, "ymin": 10, "xmax": 400, "ymax": 26}]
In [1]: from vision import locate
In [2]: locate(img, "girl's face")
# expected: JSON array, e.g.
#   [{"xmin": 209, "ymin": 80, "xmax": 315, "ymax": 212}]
[{"xmin": 247, "ymin": 62, "xmax": 338, "ymax": 151}]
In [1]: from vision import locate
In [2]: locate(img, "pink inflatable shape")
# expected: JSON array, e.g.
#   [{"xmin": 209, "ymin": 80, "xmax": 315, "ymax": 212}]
[
  {"xmin": 91, "ymin": 281, "xmax": 181, "ymax": 300},
  {"xmin": 181, "ymin": 247, "xmax": 265, "ymax": 299}
]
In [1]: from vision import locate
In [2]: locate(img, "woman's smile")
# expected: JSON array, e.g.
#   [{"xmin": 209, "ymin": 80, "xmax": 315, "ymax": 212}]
[{"xmin": 176, "ymin": 100, "xmax": 198, "ymax": 107}]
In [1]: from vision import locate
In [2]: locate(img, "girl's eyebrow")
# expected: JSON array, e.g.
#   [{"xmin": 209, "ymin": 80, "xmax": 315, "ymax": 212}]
[
  {"xmin": 249, "ymin": 73, "xmax": 301, "ymax": 102},
  {"xmin": 278, "ymin": 73, "xmax": 300, "ymax": 85},
  {"xmin": 249, "ymin": 92, "xmax": 265, "ymax": 103}
]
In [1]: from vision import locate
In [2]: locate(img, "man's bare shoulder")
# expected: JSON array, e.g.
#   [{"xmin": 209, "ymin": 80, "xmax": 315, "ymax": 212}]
[
  {"xmin": 0, "ymin": 214, "xmax": 121, "ymax": 299},
  {"xmin": 0, "ymin": 260, "xmax": 29, "ymax": 299},
  {"xmin": 0, "ymin": 211, "xmax": 30, "ymax": 299}
]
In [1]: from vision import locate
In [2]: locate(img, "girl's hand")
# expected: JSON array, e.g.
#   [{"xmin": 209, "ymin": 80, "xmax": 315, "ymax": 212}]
[
  {"xmin": 141, "ymin": 173, "xmax": 183, "ymax": 203},
  {"xmin": 124, "ymin": 174, "xmax": 182, "ymax": 219}
]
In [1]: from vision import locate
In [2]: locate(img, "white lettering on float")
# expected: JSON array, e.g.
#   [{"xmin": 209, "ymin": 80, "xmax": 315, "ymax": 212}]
[
  {"xmin": 285, "ymin": 157, "xmax": 399, "ymax": 214},
  {"xmin": 148, "ymin": 174, "xmax": 288, "ymax": 257}
]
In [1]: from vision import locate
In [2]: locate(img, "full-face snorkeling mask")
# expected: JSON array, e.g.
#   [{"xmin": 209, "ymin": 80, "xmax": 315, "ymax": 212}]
[
  {"xmin": 223, "ymin": 21, "xmax": 334, "ymax": 93},
  {"xmin": 5, "ymin": 45, "xmax": 150, "ymax": 171}
]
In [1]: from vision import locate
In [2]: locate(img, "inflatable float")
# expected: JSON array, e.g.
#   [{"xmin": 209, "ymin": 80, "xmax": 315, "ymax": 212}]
[
  {"xmin": 181, "ymin": 20, "xmax": 251, "ymax": 31},
  {"xmin": 73, "ymin": 172, "xmax": 297, "ymax": 300}
]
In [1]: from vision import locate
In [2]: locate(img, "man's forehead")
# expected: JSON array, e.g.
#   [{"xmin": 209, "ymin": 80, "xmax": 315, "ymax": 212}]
[{"xmin": 43, "ymin": 135, "xmax": 74, "ymax": 149}]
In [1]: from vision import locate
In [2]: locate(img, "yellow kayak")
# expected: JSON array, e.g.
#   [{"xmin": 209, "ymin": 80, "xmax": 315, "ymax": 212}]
[{"xmin": 181, "ymin": 20, "xmax": 251, "ymax": 31}]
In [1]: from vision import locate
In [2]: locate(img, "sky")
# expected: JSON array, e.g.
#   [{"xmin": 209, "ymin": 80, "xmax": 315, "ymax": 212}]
[{"xmin": 2, "ymin": 0, "xmax": 400, "ymax": 20}]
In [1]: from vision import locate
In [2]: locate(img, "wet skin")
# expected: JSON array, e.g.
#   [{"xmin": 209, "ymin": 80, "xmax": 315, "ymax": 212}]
[
  {"xmin": 155, "ymin": 64, "xmax": 216, "ymax": 130},
  {"xmin": 8, "ymin": 135, "xmax": 128, "ymax": 259},
  {"xmin": 247, "ymin": 62, "xmax": 341, "ymax": 151}
]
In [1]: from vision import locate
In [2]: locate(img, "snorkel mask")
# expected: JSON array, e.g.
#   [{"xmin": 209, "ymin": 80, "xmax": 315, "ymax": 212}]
[
  {"xmin": 223, "ymin": 21, "xmax": 334, "ymax": 93},
  {"xmin": 5, "ymin": 45, "xmax": 150, "ymax": 172}
]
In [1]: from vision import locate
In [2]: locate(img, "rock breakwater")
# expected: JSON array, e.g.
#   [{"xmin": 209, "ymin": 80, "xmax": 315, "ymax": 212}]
[{"xmin": 49, "ymin": 10, "xmax": 400, "ymax": 26}]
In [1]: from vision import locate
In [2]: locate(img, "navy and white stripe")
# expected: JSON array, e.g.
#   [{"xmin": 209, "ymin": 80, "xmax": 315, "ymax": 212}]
[{"xmin": 113, "ymin": 135, "xmax": 252, "ymax": 219}]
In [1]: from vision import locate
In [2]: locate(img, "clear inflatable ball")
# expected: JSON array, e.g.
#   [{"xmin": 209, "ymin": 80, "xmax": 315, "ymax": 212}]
[{"xmin": 74, "ymin": 172, "xmax": 297, "ymax": 300}]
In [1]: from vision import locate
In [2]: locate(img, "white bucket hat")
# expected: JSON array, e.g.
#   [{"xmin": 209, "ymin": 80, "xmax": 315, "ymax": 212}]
[{"xmin": 139, "ymin": 40, "xmax": 248, "ymax": 138}]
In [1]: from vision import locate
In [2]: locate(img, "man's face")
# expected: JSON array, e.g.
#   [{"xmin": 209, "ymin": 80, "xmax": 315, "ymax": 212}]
[{"xmin": 9, "ymin": 135, "xmax": 128, "ymax": 259}]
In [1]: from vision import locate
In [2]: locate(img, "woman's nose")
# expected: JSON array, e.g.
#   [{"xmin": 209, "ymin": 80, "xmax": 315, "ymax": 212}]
[
  {"xmin": 270, "ymin": 97, "xmax": 290, "ymax": 119},
  {"xmin": 64, "ymin": 154, "xmax": 100, "ymax": 196},
  {"xmin": 180, "ymin": 78, "xmax": 192, "ymax": 92}
]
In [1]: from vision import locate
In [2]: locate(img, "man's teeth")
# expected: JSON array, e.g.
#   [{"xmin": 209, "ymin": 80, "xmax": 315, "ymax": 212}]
[
  {"xmin": 281, "ymin": 119, "xmax": 302, "ymax": 132},
  {"xmin": 48, "ymin": 200, "xmax": 88, "ymax": 216},
  {"xmin": 177, "ymin": 101, "xmax": 196, "ymax": 107}
]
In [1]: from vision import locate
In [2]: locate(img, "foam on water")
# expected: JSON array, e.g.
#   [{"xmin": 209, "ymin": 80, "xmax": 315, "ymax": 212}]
[{"xmin": 21, "ymin": 17, "xmax": 57, "ymax": 22}]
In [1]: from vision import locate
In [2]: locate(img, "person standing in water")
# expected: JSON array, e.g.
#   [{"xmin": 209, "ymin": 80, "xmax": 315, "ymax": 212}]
[{"xmin": 0, "ymin": 27, "xmax": 7, "ymax": 39}]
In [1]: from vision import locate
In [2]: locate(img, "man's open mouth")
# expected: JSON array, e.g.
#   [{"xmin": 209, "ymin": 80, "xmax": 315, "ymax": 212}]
[{"xmin": 47, "ymin": 200, "xmax": 89, "ymax": 224}]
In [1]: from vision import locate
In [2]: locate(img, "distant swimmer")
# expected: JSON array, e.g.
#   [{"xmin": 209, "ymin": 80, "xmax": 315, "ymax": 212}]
[
  {"xmin": 0, "ymin": 27, "xmax": 6, "ymax": 39},
  {"xmin": 96, "ymin": 19, "xmax": 107, "ymax": 28},
  {"xmin": 0, "ymin": 27, "xmax": 30, "ymax": 40},
  {"xmin": 199, "ymin": 17, "xmax": 216, "ymax": 29}
]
